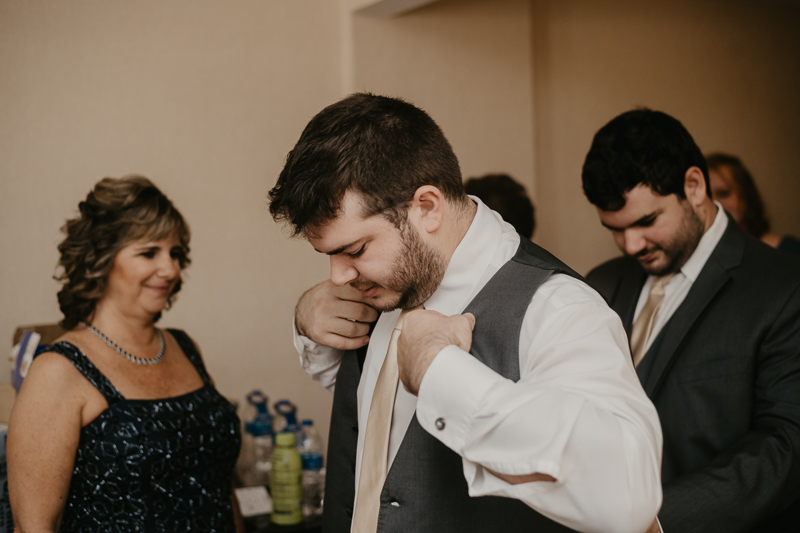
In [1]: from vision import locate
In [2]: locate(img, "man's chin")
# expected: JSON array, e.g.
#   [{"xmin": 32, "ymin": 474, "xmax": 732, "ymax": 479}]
[
  {"xmin": 371, "ymin": 291, "xmax": 427, "ymax": 313},
  {"xmin": 368, "ymin": 291, "xmax": 403, "ymax": 313},
  {"xmin": 638, "ymin": 257, "xmax": 677, "ymax": 276},
  {"xmin": 372, "ymin": 301, "xmax": 402, "ymax": 313}
]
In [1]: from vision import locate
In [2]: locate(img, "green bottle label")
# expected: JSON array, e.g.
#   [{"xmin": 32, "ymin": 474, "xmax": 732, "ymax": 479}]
[{"xmin": 271, "ymin": 442, "xmax": 303, "ymax": 525}]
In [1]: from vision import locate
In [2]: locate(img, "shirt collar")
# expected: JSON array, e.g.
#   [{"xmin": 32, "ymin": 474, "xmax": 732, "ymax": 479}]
[
  {"xmin": 423, "ymin": 196, "xmax": 505, "ymax": 316},
  {"xmin": 680, "ymin": 201, "xmax": 728, "ymax": 282}
]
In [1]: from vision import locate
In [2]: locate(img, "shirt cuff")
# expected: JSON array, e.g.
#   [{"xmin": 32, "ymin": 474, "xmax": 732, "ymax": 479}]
[
  {"xmin": 292, "ymin": 317, "xmax": 343, "ymax": 391},
  {"xmin": 416, "ymin": 344, "xmax": 506, "ymax": 454}
]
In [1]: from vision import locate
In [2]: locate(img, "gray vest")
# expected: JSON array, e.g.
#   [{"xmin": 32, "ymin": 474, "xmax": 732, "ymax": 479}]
[{"xmin": 323, "ymin": 238, "xmax": 583, "ymax": 533}]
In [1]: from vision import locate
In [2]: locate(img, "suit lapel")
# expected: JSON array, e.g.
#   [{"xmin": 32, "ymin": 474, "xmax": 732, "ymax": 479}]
[{"xmin": 642, "ymin": 218, "xmax": 746, "ymax": 396}]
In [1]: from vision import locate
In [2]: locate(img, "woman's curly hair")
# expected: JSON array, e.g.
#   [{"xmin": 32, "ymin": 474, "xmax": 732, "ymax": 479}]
[{"xmin": 56, "ymin": 176, "xmax": 191, "ymax": 330}]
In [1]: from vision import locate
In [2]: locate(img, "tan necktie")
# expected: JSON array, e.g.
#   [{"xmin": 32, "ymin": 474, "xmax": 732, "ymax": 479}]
[
  {"xmin": 630, "ymin": 274, "xmax": 674, "ymax": 367},
  {"xmin": 352, "ymin": 306, "xmax": 420, "ymax": 533}
]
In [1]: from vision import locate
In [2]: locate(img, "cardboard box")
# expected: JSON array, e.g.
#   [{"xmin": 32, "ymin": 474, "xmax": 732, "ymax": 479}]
[{"xmin": 12, "ymin": 324, "xmax": 66, "ymax": 346}]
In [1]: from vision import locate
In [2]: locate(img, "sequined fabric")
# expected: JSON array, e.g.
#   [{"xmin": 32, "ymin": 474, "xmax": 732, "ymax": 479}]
[{"xmin": 40, "ymin": 329, "xmax": 241, "ymax": 532}]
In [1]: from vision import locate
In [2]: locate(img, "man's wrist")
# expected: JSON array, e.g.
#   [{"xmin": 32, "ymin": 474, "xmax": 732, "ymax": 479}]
[
  {"xmin": 416, "ymin": 345, "xmax": 499, "ymax": 451},
  {"xmin": 408, "ymin": 343, "xmax": 447, "ymax": 393}
]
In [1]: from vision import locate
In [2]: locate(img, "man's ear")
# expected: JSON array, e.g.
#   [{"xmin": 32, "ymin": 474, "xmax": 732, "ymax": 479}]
[
  {"xmin": 410, "ymin": 186, "xmax": 444, "ymax": 234},
  {"xmin": 684, "ymin": 166, "xmax": 709, "ymax": 207}
]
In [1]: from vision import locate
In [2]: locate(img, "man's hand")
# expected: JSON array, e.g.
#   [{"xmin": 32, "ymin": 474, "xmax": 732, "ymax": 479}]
[
  {"xmin": 486, "ymin": 469, "xmax": 556, "ymax": 484},
  {"xmin": 295, "ymin": 280, "xmax": 379, "ymax": 350},
  {"xmin": 397, "ymin": 310, "xmax": 475, "ymax": 395},
  {"xmin": 645, "ymin": 518, "xmax": 661, "ymax": 533}
]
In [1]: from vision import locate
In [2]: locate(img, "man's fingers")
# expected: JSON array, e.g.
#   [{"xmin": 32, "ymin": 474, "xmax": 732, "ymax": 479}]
[
  {"xmin": 451, "ymin": 313, "xmax": 474, "ymax": 353},
  {"xmin": 462, "ymin": 312, "xmax": 476, "ymax": 329},
  {"xmin": 332, "ymin": 282, "xmax": 377, "ymax": 306},
  {"xmin": 396, "ymin": 310, "xmax": 474, "ymax": 395},
  {"xmin": 329, "ymin": 317, "xmax": 372, "ymax": 339},
  {"xmin": 296, "ymin": 278, "xmax": 380, "ymax": 346},
  {"xmin": 336, "ymin": 300, "xmax": 378, "ymax": 323},
  {"xmin": 487, "ymin": 468, "xmax": 556, "ymax": 485},
  {"xmin": 321, "ymin": 287, "xmax": 378, "ymax": 323},
  {"xmin": 319, "ymin": 332, "xmax": 370, "ymax": 352}
]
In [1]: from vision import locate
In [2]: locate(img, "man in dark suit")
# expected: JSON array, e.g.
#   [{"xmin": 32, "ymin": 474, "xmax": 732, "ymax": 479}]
[{"xmin": 582, "ymin": 108, "xmax": 800, "ymax": 532}]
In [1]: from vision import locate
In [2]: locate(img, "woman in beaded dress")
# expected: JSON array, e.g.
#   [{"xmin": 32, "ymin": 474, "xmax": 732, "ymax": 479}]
[{"xmin": 7, "ymin": 176, "xmax": 242, "ymax": 532}]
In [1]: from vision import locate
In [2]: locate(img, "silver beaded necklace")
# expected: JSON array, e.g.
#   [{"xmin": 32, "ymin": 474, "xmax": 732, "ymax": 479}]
[{"xmin": 81, "ymin": 321, "xmax": 166, "ymax": 365}]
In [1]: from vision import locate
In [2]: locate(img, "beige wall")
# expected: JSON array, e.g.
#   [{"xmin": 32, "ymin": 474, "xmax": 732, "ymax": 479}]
[
  {"xmin": 2, "ymin": 0, "xmax": 799, "ymax": 451},
  {"xmin": 0, "ymin": 0, "xmax": 342, "ymax": 441},
  {"xmin": 353, "ymin": 0, "xmax": 535, "ymax": 193},
  {"xmin": 532, "ymin": 0, "xmax": 800, "ymax": 274}
]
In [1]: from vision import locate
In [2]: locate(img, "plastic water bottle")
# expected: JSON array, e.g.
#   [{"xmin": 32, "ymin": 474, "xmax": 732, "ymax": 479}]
[
  {"xmin": 298, "ymin": 419, "xmax": 325, "ymax": 519},
  {"xmin": 247, "ymin": 422, "xmax": 273, "ymax": 487},
  {"xmin": 273, "ymin": 399, "xmax": 301, "ymax": 439},
  {"xmin": 235, "ymin": 391, "xmax": 274, "ymax": 528},
  {"xmin": 271, "ymin": 432, "xmax": 303, "ymax": 525},
  {"xmin": 240, "ymin": 391, "xmax": 274, "ymax": 486}
]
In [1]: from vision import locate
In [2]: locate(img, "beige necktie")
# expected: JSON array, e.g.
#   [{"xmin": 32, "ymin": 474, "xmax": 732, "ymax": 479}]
[
  {"xmin": 630, "ymin": 274, "xmax": 674, "ymax": 367},
  {"xmin": 352, "ymin": 306, "xmax": 419, "ymax": 533}
]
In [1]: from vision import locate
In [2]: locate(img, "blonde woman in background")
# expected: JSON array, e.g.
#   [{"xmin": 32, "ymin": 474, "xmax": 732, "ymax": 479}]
[{"xmin": 8, "ymin": 176, "xmax": 242, "ymax": 532}]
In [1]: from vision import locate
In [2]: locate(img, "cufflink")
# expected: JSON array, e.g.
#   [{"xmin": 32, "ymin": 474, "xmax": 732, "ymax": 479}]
[{"xmin": 435, "ymin": 417, "xmax": 446, "ymax": 430}]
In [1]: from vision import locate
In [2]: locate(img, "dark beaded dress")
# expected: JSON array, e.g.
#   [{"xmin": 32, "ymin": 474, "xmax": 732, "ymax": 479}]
[{"xmin": 37, "ymin": 329, "xmax": 241, "ymax": 532}]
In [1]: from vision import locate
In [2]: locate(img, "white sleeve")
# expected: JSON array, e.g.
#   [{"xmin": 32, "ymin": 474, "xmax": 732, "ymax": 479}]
[
  {"xmin": 415, "ymin": 275, "xmax": 663, "ymax": 533},
  {"xmin": 292, "ymin": 317, "xmax": 343, "ymax": 392}
]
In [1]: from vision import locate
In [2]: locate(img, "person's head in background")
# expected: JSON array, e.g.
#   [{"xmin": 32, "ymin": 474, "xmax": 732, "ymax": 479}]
[
  {"xmin": 464, "ymin": 174, "xmax": 535, "ymax": 239},
  {"xmin": 582, "ymin": 108, "xmax": 716, "ymax": 276},
  {"xmin": 268, "ymin": 93, "xmax": 473, "ymax": 312},
  {"xmin": 705, "ymin": 153, "xmax": 770, "ymax": 239},
  {"xmin": 56, "ymin": 175, "xmax": 191, "ymax": 329}
]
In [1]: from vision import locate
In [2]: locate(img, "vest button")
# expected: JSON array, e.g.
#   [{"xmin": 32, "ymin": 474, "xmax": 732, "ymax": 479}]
[
  {"xmin": 435, "ymin": 417, "xmax": 446, "ymax": 430},
  {"xmin": 390, "ymin": 501, "xmax": 400, "ymax": 507}
]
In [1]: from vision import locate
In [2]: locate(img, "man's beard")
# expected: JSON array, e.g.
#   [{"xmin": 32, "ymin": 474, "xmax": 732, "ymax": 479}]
[
  {"xmin": 636, "ymin": 201, "xmax": 705, "ymax": 276},
  {"xmin": 351, "ymin": 221, "xmax": 447, "ymax": 312}
]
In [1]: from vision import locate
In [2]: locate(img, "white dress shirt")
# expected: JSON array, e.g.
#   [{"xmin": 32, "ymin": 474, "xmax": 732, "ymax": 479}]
[
  {"xmin": 294, "ymin": 198, "xmax": 663, "ymax": 533},
  {"xmin": 633, "ymin": 203, "xmax": 728, "ymax": 356}
]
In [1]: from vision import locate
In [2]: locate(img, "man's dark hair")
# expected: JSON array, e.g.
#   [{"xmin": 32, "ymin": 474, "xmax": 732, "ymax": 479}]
[
  {"xmin": 268, "ymin": 93, "xmax": 467, "ymax": 236},
  {"xmin": 582, "ymin": 108, "xmax": 711, "ymax": 211},
  {"xmin": 706, "ymin": 153, "xmax": 770, "ymax": 238},
  {"xmin": 464, "ymin": 174, "xmax": 535, "ymax": 239}
]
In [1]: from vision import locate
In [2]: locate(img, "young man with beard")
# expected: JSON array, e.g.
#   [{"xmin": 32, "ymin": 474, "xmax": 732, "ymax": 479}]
[
  {"xmin": 583, "ymin": 109, "xmax": 800, "ymax": 533},
  {"xmin": 268, "ymin": 93, "xmax": 662, "ymax": 533}
]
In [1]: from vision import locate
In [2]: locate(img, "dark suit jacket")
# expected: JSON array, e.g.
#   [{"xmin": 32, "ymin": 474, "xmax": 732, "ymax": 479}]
[{"xmin": 587, "ymin": 218, "xmax": 800, "ymax": 533}]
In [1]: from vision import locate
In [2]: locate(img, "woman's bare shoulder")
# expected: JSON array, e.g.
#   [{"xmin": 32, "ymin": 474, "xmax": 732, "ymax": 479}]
[
  {"xmin": 20, "ymin": 329, "xmax": 99, "ymax": 401},
  {"xmin": 21, "ymin": 349, "xmax": 86, "ymax": 397}
]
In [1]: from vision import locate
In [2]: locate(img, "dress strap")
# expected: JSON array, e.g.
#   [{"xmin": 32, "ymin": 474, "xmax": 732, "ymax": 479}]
[
  {"xmin": 168, "ymin": 329, "xmax": 212, "ymax": 386},
  {"xmin": 38, "ymin": 342, "xmax": 125, "ymax": 404}
]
